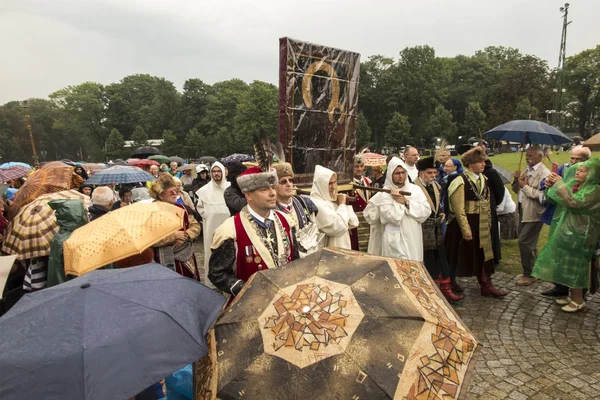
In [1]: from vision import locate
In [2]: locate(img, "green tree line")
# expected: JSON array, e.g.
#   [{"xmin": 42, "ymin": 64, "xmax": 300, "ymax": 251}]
[{"xmin": 1, "ymin": 45, "xmax": 598, "ymax": 164}]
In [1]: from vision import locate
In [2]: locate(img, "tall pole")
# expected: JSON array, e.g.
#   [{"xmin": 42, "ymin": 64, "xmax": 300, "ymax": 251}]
[
  {"xmin": 19, "ymin": 101, "xmax": 39, "ymax": 166},
  {"xmin": 552, "ymin": 3, "xmax": 571, "ymax": 126}
]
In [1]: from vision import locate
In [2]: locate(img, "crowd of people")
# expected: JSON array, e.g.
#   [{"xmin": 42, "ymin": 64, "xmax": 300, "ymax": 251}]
[{"xmin": 1, "ymin": 144, "xmax": 599, "ymax": 319}]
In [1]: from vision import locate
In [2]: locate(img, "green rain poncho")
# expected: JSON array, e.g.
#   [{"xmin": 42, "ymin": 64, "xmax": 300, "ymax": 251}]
[
  {"xmin": 532, "ymin": 158, "xmax": 600, "ymax": 289},
  {"xmin": 47, "ymin": 199, "xmax": 89, "ymax": 287}
]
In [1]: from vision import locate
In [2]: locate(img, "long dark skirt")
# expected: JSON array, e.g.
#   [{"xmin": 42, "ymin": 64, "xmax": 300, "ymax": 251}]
[
  {"xmin": 423, "ymin": 245, "xmax": 450, "ymax": 280},
  {"xmin": 445, "ymin": 215, "xmax": 494, "ymax": 278}
]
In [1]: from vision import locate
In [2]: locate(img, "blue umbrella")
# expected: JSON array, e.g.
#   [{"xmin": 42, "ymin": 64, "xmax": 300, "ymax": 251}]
[
  {"xmin": 0, "ymin": 162, "xmax": 32, "ymax": 169},
  {"xmin": 0, "ymin": 264, "xmax": 225, "ymax": 400},
  {"xmin": 484, "ymin": 120, "xmax": 572, "ymax": 145},
  {"xmin": 85, "ymin": 165, "xmax": 155, "ymax": 185}
]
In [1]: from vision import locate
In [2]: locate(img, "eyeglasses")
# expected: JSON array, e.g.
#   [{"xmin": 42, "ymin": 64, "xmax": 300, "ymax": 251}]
[{"xmin": 279, "ymin": 178, "xmax": 293, "ymax": 185}]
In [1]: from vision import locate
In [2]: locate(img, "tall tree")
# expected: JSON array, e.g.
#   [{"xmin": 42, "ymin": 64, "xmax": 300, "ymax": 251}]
[
  {"xmin": 184, "ymin": 128, "xmax": 202, "ymax": 159},
  {"xmin": 463, "ymin": 102, "xmax": 487, "ymax": 138},
  {"xmin": 384, "ymin": 112, "xmax": 411, "ymax": 151},
  {"xmin": 180, "ymin": 79, "xmax": 212, "ymax": 135},
  {"xmin": 564, "ymin": 45, "xmax": 600, "ymax": 137},
  {"xmin": 49, "ymin": 82, "xmax": 108, "ymax": 155},
  {"xmin": 161, "ymin": 129, "xmax": 181, "ymax": 156},
  {"xmin": 513, "ymin": 97, "xmax": 539, "ymax": 120},
  {"xmin": 131, "ymin": 125, "xmax": 149, "ymax": 148},
  {"xmin": 105, "ymin": 128, "xmax": 126, "ymax": 160},
  {"xmin": 427, "ymin": 103, "xmax": 457, "ymax": 142},
  {"xmin": 356, "ymin": 112, "xmax": 373, "ymax": 150},
  {"xmin": 233, "ymin": 80, "xmax": 279, "ymax": 153},
  {"xmin": 393, "ymin": 46, "xmax": 450, "ymax": 140}
]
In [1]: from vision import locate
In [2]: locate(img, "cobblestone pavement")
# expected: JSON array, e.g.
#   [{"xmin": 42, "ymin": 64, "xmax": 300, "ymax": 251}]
[
  {"xmin": 195, "ymin": 240, "xmax": 600, "ymax": 399},
  {"xmin": 455, "ymin": 272, "xmax": 600, "ymax": 399}
]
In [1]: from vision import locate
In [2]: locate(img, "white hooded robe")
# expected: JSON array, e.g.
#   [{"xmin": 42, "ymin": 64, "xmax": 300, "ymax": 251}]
[
  {"xmin": 310, "ymin": 165, "xmax": 359, "ymax": 250},
  {"xmin": 364, "ymin": 157, "xmax": 431, "ymax": 261},
  {"xmin": 196, "ymin": 161, "xmax": 231, "ymax": 286}
]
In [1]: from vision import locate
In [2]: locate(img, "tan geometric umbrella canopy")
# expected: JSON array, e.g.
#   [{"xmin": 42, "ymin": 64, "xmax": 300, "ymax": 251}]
[
  {"xmin": 195, "ymin": 248, "xmax": 478, "ymax": 399},
  {"xmin": 63, "ymin": 202, "xmax": 184, "ymax": 276},
  {"xmin": 1, "ymin": 190, "xmax": 91, "ymax": 260},
  {"xmin": 583, "ymin": 132, "xmax": 600, "ymax": 150}
]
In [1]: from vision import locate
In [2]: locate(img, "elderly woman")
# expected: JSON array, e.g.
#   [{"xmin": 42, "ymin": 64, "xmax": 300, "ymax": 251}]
[
  {"xmin": 533, "ymin": 158, "xmax": 600, "ymax": 312},
  {"xmin": 150, "ymin": 173, "xmax": 201, "ymax": 281}
]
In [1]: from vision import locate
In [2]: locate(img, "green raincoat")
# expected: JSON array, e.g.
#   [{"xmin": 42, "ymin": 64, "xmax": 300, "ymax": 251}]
[
  {"xmin": 532, "ymin": 158, "xmax": 600, "ymax": 289},
  {"xmin": 47, "ymin": 199, "xmax": 89, "ymax": 287}
]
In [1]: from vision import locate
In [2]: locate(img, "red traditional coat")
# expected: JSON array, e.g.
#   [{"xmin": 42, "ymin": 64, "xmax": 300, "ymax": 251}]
[{"xmin": 233, "ymin": 211, "xmax": 294, "ymax": 282}]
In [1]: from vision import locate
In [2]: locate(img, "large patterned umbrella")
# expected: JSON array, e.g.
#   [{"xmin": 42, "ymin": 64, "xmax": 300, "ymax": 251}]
[
  {"xmin": 8, "ymin": 162, "xmax": 83, "ymax": 220},
  {"xmin": 84, "ymin": 166, "xmax": 155, "ymax": 185},
  {"xmin": 362, "ymin": 152, "xmax": 387, "ymax": 167},
  {"xmin": 2, "ymin": 190, "xmax": 91, "ymax": 260},
  {"xmin": 195, "ymin": 248, "xmax": 478, "ymax": 399},
  {"xmin": 0, "ymin": 166, "xmax": 32, "ymax": 183},
  {"xmin": 63, "ymin": 202, "xmax": 184, "ymax": 276}
]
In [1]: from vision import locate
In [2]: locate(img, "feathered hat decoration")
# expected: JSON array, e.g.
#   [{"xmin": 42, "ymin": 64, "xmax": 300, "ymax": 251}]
[{"xmin": 237, "ymin": 129, "xmax": 279, "ymax": 193}]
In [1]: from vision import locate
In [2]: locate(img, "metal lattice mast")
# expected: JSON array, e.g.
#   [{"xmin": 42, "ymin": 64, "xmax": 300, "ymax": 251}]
[{"xmin": 552, "ymin": 3, "xmax": 571, "ymax": 125}]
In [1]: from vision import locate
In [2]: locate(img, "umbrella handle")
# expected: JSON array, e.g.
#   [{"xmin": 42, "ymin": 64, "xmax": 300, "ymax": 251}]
[{"xmin": 517, "ymin": 132, "xmax": 529, "ymax": 171}]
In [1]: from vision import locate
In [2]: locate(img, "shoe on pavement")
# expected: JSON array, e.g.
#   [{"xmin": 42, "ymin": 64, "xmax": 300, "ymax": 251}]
[
  {"xmin": 516, "ymin": 276, "xmax": 536, "ymax": 286},
  {"xmin": 542, "ymin": 286, "xmax": 569, "ymax": 297},
  {"xmin": 562, "ymin": 301, "xmax": 585, "ymax": 313},
  {"xmin": 555, "ymin": 297, "xmax": 572, "ymax": 306}
]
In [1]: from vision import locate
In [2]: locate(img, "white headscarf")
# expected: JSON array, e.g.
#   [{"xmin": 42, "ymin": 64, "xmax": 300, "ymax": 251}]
[
  {"xmin": 196, "ymin": 161, "xmax": 230, "ymax": 205},
  {"xmin": 384, "ymin": 157, "xmax": 409, "ymax": 190},
  {"xmin": 311, "ymin": 165, "xmax": 337, "ymax": 202}
]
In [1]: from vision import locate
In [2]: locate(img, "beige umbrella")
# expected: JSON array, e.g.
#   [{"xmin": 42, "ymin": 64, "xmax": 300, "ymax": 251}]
[
  {"xmin": 1, "ymin": 190, "xmax": 91, "ymax": 260},
  {"xmin": 63, "ymin": 202, "xmax": 185, "ymax": 276},
  {"xmin": 0, "ymin": 255, "xmax": 17, "ymax": 299},
  {"xmin": 583, "ymin": 132, "xmax": 600, "ymax": 150}
]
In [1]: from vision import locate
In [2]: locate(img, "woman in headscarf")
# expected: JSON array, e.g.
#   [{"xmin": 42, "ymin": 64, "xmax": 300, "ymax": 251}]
[
  {"xmin": 310, "ymin": 165, "xmax": 359, "ymax": 250},
  {"xmin": 150, "ymin": 173, "xmax": 201, "ymax": 281},
  {"xmin": 532, "ymin": 158, "xmax": 600, "ymax": 312},
  {"xmin": 73, "ymin": 166, "xmax": 89, "ymax": 181}
]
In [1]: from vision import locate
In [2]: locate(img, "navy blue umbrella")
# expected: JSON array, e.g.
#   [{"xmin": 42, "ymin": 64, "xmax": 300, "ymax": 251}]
[
  {"xmin": 0, "ymin": 264, "xmax": 225, "ymax": 400},
  {"xmin": 221, "ymin": 153, "xmax": 255, "ymax": 164},
  {"xmin": 85, "ymin": 165, "xmax": 155, "ymax": 185},
  {"xmin": 484, "ymin": 120, "xmax": 572, "ymax": 145}
]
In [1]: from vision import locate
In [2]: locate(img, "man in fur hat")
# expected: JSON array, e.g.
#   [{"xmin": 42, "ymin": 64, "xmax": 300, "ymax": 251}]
[
  {"xmin": 348, "ymin": 155, "xmax": 372, "ymax": 252},
  {"xmin": 272, "ymin": 162, "xmax": 319, "ymax": 256},
  {"xmin": 414, "ymin": 156, "xmax": 464, "ymax": 302},
  {"xmin": 208, "ymin": 167, "xmax": 299, "ymax": 297}
]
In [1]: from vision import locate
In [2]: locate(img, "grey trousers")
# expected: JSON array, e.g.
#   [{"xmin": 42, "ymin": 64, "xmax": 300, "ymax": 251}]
[{"xmin": 518, "ymin": 220, "xmax": 544, "ymax": 277}]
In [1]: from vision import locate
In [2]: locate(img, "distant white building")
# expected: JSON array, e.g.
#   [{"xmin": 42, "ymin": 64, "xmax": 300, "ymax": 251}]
[{"xmin": 124, "ymin": 139, "xmax": 164, "ymax": 148}]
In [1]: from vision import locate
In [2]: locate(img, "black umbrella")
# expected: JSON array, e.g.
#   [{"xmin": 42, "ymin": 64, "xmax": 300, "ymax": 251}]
[
  {"xmin": 221, "ymin": 153, "xmax": 255, "ymax": 164},
  {"xmin": 131, "ymin": 146, "xmax": 161, "ymax": 158},
  {"xmin": 110, "ymin": 159, "xmax": 129, "ymax": 166},
  {"xmin": 168, "ymin": 156, "xmax": 185, "ymax": 165},
  {"xmin": 492, "ymin": 165, "xmax": 512, "ymax": 185},
  {"xmin": 484, "ymin": 120, "xmax": 572, "ymax": 146},
  {"xmin": 199, "ymin": 156, "xmax": 217, "ymax": 164},
  {"xmin": 0, "ymin": 264, "xmax": 225, "ymax": 400}
]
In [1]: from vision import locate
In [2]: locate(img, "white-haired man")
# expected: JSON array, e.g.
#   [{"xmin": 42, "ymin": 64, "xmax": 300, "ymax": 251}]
[{"xmin": 89, "ymin": 186, "xmax": 114, "ymax": 221}]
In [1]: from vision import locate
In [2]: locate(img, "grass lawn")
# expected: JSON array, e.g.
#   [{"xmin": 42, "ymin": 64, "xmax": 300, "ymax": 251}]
[{"xmin": 489, "ymin": 150, "xmax": 598, "ymax": 275}]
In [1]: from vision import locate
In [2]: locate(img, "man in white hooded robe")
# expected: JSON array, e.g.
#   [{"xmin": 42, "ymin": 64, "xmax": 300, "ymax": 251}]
[
  {"xmin": 310, "ymin": 165, "xmax": 359, "ymax": 250},
  {"xmin": 364, "ymin": 157, "xmax": 431, "ymax": 261},
  {"xmin": 196, "ymin": 161, "xmax": 230, "ymax": 286}
]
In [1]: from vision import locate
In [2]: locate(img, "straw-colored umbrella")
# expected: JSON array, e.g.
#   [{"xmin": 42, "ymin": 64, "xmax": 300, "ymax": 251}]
[
  {"xmin": 1, "ymin": 190, "xmax": 91, "ymax": 260},
  {"xmin": 63, "ymin": 202, "xmax": 185, "ymax": 276}
]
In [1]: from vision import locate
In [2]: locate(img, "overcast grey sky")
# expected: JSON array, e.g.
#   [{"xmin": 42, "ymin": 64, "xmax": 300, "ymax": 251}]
[{"xmin": 1, "ymin": 0, "xmax": 598, "ymax": 104}]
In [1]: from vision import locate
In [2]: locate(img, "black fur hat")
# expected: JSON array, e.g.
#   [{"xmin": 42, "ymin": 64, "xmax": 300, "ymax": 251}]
[{"xmin": 416, "ymin": 156, "xmax": 439, "ymax": 171}]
